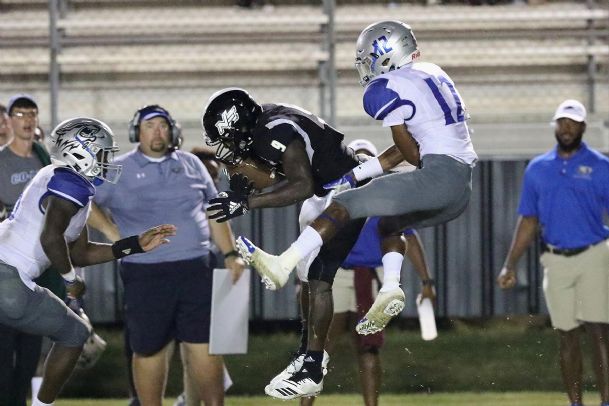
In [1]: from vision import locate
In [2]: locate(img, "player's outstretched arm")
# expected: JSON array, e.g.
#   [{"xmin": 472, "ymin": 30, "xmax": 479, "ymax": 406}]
[
  {"xmin": 69, "ymin": 223, "xmax": 177, "ymax": 266},
  {"xmin": 378, "ymin": 144, "xmax": 408, "ymax": 171},
  {"xmin": 247, "ymin": 140, "xmax": 315, "ymax": 209},
  {"xmin": 324, "ymin": 126, "xmax": 419, "ymax": 192},
  {"xmin": 497, "ymin": 216, "xmax": 539, "ymax": 289}
]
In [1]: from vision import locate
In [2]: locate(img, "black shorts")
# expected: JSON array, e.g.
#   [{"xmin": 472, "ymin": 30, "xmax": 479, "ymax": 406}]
[{"xmin": 120, "ymin": 255, "xmax": 213, "ymax": 355}]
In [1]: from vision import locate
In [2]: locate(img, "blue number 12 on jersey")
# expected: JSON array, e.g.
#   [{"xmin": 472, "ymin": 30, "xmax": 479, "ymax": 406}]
[{"xmin": 424, "ymin": 76, "xmax": 464, "ymax": 126}]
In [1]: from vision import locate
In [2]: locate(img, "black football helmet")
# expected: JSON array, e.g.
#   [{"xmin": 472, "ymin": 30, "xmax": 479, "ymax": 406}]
[{"xmin": 202, "ymin": 88, "xmax": 262, "ymax": 165}]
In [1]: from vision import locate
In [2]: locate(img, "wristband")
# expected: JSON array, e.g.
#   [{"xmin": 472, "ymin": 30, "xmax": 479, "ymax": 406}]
[
  {"xmin": 112, "ymin": 235, "xmax": 144, "ymax": 259},
  {"xmin": 61, "ymin": 268, "xmax": 77, "ymax": 283},
  {"xmin": 352, "ymin": 157, "xmax": 383, "ymax": 181},
  {"xmin": 223, "ymin": 250, "xmax": 239, "ymax": 258},
  {"xmin": 421, "ymin": 279, "xmax": 435, "ymax": 286}
]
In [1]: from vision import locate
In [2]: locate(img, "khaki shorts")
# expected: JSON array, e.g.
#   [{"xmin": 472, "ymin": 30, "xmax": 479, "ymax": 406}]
[
  {"xmin": 541, "ymin": 240, "xmax": 609, "ymax": 331},
  {"xmin": 332, "ymin": 268, "xmax": 357, "ymax": 313},
  {"xmin": 332, "ymin": 267, "xmax": 381, "ymax": 314}
]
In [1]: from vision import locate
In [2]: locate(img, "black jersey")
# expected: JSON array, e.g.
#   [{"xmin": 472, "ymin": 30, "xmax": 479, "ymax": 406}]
[{"xmin": 250, "ymin": 103, "xmax": 358, "ymax": 196}]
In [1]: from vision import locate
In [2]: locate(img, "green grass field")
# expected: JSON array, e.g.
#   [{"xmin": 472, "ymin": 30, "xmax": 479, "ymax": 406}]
[
  {"xmin": 45, "ymin": 392, "xmax": 578, "ymax": 406},
  {"xmin": 59, "ymin": 318, "xmax": 607, "ymax": 404}
]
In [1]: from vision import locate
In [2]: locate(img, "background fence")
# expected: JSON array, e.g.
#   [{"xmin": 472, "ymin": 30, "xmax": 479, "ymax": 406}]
[{"xmin": 1, "ymin": 0, "xmax": 608, "ymax": 322}]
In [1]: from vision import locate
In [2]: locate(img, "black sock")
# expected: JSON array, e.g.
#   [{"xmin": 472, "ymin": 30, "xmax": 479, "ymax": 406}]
[{"xmin": 303, "ymin": 350, "xmax": 324, "ymax": 383}]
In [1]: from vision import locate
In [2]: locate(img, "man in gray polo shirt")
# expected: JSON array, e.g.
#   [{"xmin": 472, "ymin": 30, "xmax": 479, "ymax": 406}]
[{"xmin": 91, "ymin": 105, "xmax": 244, "ymax": 406}]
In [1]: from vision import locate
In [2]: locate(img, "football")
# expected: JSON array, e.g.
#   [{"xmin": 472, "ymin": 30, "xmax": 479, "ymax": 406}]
[{"xmin": 225, "ymin": 157, "xmax": 284, "ymax": 190}]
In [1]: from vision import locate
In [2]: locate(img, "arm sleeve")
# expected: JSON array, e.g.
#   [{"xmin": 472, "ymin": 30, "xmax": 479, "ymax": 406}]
[
  {"xmin": 47, "ymin": 168, "xmax": 95, "ymax": 208},
  {"xmin": 363, "ymin": 78, "xmax": 416, "ymax": 127},
  {"xmin": 517, "ymin": 165, "xmax": 538, "ymax": 217}
]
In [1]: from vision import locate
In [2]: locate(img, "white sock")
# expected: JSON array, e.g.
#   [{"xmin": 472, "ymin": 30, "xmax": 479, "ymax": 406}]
[
  {"xmin": 31, "ymin": 376, "xmax": 43, "ymax": 401},
  {"xmin": 280, "ymin": 226, "xmax": 323, "ymax": 270},
  {"xmin": 32, "ymin": 396, "xmax": 54, "ymax": 406},
  {"xmin": 379, "ymin": 251, "xmax": 403, "ymax": 292}
]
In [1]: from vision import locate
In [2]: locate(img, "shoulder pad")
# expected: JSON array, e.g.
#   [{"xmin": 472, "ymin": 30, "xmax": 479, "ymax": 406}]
[{"xmin": 363, "ymin": 78, "xmax": 414, "ymax": 121}]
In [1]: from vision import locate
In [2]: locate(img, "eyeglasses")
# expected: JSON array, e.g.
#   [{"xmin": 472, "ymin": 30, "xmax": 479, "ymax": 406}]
[{"xmin": 11, "ymin": 111, "xmax": 38, "ymax": 119}]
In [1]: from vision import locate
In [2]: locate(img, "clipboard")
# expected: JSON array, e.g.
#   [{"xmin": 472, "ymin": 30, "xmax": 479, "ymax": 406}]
[{"xmin": 209, "ymin": 268, "xmax": 250, "ymax": 354}]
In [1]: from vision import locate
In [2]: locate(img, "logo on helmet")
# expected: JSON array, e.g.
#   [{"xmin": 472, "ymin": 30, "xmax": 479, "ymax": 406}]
[
  {"xmin": 55, "ymin": 122, "xmax": 104, "ymax": 153},
  {"xmin": 215, "ymin": 106, "xmax": 239, "ymax": 136},
  {"xmin": 372, "ymin": 36, "xmax": 393, "ymax": 57}
]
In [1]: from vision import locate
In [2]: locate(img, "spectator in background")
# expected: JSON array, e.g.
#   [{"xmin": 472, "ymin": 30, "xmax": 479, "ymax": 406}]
[
  {"xmin": 498, "ymin": 99, "xmax": 609, "ymax": 406},
  {"xmin": 301, "ymin": 140, "xmax": 436, "ymax": 406},
  {"xmin": 89, "ymin": 105, "xmax": 245, "ymax": 406},
  {"xmin": 0, "ymin": 94, "xmax": 63, "ymax": 406},
  {"xmin": 0, "ymin": 104, "xmax": 12, "ymax": 146}
]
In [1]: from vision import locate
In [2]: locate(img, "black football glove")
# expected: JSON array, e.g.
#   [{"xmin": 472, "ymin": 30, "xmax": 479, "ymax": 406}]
[
  {"xmin": 207, "ymin": 174, "xmax": 254, "ymax": 223},
  {"xmin": 228, "ymin": 173, "xmax": 255, "ymax": 196}
]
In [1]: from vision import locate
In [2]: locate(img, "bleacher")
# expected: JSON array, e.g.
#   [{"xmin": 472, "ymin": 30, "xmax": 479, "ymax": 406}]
[{"xmin": 0, "ymin": 1, "xmax": 607, "ymax": 156}]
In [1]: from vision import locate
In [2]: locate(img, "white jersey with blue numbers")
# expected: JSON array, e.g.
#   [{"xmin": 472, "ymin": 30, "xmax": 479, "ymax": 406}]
[
  {"xmin": 0, "ymin": 165, "xmax": 94, "ymax": 289},
  {"xmin": 363, "ymin": 62, "xmax": 477, "ymax": 165}
]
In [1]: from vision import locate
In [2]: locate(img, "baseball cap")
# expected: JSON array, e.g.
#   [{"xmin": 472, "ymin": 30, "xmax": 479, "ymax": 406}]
[
  {"xmin": 347, "ymin": 139, "xmax": 378, "ymax": 156},
  {"xmin": 553, "ymin": 99, "xmax": 586, "ymax": 123},
  {"xmin": 138, "ymin": 105, "xmax": 171, "ymax": 123},
  {"xmin": 7, "ymin": 93, "xmax": 38, "ymax": 115}
]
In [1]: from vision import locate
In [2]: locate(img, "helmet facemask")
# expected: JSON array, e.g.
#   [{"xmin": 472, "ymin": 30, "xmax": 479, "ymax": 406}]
[
  {"xmin": 205, "ymin": 126, "xmax": 252, "ymax": 165},
  {"xmin": 90, "ymin": 143, "xmax": 122, "ymax": 184}
]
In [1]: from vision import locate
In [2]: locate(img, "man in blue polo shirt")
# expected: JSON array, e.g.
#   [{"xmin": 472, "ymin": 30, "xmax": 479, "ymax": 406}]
[
  {"xmin": 498, "ymin": 99, "xmax": 609, "ymax": 406},
  {"xmin": 91, "ymin": 105, "xmax": 244, "ymax": 406}
]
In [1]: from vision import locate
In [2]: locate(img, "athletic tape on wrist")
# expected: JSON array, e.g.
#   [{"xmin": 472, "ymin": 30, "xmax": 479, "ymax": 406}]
[
  {"xmin": 353, "ymin": 157, "xmax": 383, "ymax": 181},
  {"xmin": 112, "ymin": 235, "xmax": 144, "ymax": 259},
  {"xmin": 61, "ymin": 268, "xmax": 77, "ymax": 283}
]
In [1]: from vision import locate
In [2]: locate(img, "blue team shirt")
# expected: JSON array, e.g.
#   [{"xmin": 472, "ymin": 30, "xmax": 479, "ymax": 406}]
[
  {"xmin": 518, "ymin": 142, "xmax": 609, "ymax": 249},
  {"xmin": 342, "ymin": 217, "xmax": 414, "ymax": 269},
  {"xmin": 94, "ymin": 148, "xmax": 218, "ymax": 264}
]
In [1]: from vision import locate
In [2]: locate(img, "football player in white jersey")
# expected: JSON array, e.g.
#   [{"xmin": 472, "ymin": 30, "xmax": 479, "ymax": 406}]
[
  {"xmin": 0, "ymin": 117, "xmax": 176, "ymax": 406},
  {"xmin": 237, "ymin": 20, "xmax": 477, "ymax": 398}
]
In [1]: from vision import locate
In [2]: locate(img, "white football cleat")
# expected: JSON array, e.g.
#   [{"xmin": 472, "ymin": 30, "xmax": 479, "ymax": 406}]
[
  {"xmin": 265, "ymin": 367, "xmax": 323, "ymax": 400},
  {"xmin": 266, "ymin": 351, "xmax": 329, "ymax": 390},
  {"xmin": 236, "ymin": 236, "xmax": 291, "ymax": 290},
  {"xmin": 356, "ymin": 287, "xmax": 405, "ymax": 335}
]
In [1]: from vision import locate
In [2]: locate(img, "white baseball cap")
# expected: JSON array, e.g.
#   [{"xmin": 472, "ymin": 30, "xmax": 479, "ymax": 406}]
[
  {"xmin": 347, "ymin": 139, "xmax": 378, "ymax": 156},
  {"xmin": 553, "ymin": 99, "xmax": 586, "ymax": 123}
]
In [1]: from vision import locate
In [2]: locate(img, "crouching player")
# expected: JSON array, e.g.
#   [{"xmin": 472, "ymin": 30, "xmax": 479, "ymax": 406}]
[{"xmin": 0, "ymin": 117, "xmax": 176, "ymax": 406}]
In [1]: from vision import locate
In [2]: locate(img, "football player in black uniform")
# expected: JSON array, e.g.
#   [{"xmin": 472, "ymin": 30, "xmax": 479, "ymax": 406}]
[{"xmin": 202, "ymin": 88, "xmax": 404, "ymax": 400}]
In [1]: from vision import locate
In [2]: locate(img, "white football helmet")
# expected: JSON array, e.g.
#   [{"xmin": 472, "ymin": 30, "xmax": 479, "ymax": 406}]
[
  {"xmin": 48, "ymin": 117, "xmax": 122, "ymax": 184},
  {"xmin": 355, "ymin": 20, "xmax": 420, "ymax": 86}
]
